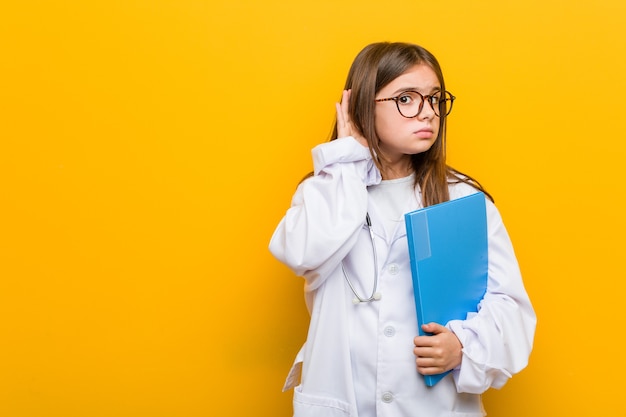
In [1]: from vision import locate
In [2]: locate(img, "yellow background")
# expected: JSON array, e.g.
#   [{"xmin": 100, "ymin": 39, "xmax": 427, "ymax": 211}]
[{"xmin": 1, "ymin": 1, "xmax": 625, "ymax": 415}]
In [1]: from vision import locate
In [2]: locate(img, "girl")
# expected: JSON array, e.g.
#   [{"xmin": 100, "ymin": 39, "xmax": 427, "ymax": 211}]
[{"xmin": 269, "ymin": 42, "xmax": 536, "ymax": 417}]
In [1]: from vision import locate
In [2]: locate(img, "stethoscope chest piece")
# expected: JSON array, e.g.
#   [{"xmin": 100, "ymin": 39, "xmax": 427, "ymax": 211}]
[{"xmin": 352, "ymin": 292, "xmax": 382, "ymax": 305}]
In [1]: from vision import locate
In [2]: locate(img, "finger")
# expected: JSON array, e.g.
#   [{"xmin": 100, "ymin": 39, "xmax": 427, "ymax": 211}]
[
  {"xmin": 417, "ymin": 364, "xmax": 445, "ymax": 376},
  {"xmin": 341, "ymin": 89, "xmax": 351, "ymax": 120},
  {"xmin": 414, "ymin": 346, "xmax": 435, "ymax": 359},
  {"xmin": 335, "ymin": 102, "xmax": 345, "ymax": 128},
  {"xmin": 422, "ymin": 322, "xmax": 447, "ymax": 335},
  {"xmin": 414, "ymin": 341, "xmax": 444, "ymax": 355},
  {"xmin": 415, "ymin": 355, "xmax": 440, "ymax": 366},
  {"xmin": 337, "ymin": 90, "xmax": 352, "ymax": 138},
  {"xmin": 415, "ymin": 355, "xmax": 445, "ymax": 375},
  {"xmin": 414, "ymin": 335, "xmax": 436, "ymax": 348},
  {"xmin": 341, "ymin": 90, "xmax": 352, "ymax": 128}
]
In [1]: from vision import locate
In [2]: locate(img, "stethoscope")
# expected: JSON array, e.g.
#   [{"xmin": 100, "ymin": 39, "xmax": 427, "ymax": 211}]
[{"xmin": 341, "ymin": 213, "xmax": 382, "ymax": 304}]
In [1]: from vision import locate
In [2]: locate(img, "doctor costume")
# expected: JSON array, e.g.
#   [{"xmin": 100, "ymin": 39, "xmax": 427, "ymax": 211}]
[{"xmin": 269, "ymin": 136, "xmax": 536, "ymax": 417}]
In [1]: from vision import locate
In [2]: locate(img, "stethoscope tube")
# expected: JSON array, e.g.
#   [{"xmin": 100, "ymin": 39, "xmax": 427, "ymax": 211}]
[{"xmin": 341, "ymin": 213, "xmax": 382, "ymax": 304}]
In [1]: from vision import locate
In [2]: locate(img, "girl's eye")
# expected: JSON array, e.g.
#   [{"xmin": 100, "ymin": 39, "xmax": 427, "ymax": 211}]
[
  {"xmin": 429, "ymin": 95, "xmax": 441, "ymax": 105},
  {"xmin": 397, "ymin": 94, "xmax": 414, "ymax": 105}
]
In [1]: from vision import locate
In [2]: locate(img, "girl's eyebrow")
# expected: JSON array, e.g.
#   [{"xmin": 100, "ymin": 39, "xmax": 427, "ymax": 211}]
[{"xmin": 392, "ymin": 86, "xmax": 442, "ymax": 95}]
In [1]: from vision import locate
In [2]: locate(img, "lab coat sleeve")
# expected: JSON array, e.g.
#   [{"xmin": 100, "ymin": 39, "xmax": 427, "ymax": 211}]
[
  {"xmin": 446, "ymin": 199, "xmax": 536, "ymax": 394},
  {"xmin": 269, "ymin": 136, "xmax": 381, "ymax": 291}
]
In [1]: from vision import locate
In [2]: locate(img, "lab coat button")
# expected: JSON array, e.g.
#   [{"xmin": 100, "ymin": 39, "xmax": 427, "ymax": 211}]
[
  {"xmin": 381, "ymin": 391, "xmax": 394, "ymax": 403},
  {"xmin": 383, "ymin": 326, "xmax": 395, "ymax": 337},
  {"xmin": 388, "ymin": 263, "xmax": 399, "ymax": 275}
]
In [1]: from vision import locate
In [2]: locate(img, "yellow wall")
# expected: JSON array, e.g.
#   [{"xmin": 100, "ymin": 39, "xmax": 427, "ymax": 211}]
[{"xmin": 1, "ymin": 1, "xmax": 625, "ymax": 415}]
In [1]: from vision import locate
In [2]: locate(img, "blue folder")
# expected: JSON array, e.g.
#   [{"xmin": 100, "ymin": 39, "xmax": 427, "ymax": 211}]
[{"xmin": 404, "ymin": 192, "xmax": 488, "ymax": 387}]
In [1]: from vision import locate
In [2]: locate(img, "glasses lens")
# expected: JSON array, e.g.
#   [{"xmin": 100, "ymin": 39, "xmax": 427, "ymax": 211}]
[
  {"xmin": 396, "ymin": 91, "xmax": 423, "ymax": 118},
  {"xmin": 436, "ymin": 91, "xmax": 454, "ymax": 117}
]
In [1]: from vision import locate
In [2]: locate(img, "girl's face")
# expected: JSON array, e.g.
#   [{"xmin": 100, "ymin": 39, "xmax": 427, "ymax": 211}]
[{"xmin": 374, "ymin": 64, "xmax": 441, "ymax": 175}]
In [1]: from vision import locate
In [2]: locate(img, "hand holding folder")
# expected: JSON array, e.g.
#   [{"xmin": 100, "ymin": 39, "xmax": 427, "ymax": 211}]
[{"xmin": 404, "ymin": 192, "xmax": 488, "ymax": 386}]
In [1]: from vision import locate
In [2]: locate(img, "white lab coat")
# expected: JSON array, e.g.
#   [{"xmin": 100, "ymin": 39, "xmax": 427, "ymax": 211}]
[{"xmin": 269, "ymin": 137, "xmax": 536, "ymax": 417}]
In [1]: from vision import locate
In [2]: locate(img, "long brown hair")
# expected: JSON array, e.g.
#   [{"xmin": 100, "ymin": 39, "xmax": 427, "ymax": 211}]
[{"xmin": 307, "ymin": 42, "xmax": 492, "ymax": 206}]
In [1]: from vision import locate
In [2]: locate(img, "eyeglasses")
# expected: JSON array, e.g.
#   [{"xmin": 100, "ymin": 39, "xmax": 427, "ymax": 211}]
[{"xmin": 375, "ymin": 90, "xmax": 455, "ymax": 118}]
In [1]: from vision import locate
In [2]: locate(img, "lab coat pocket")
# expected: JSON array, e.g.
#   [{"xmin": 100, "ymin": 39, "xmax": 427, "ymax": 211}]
[
  {"xmin": 283, "ymin": 346, "xmax": 305, "ymax": 392},
  {"xmin": 293, "ymin": 385, "xmax": 352, "ymax": 417}
]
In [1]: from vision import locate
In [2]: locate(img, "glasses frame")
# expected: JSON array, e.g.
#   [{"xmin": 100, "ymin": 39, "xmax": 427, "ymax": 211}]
[{"xmin": 375, "ymin": 90, "xmax": 456, "ymax": 118}]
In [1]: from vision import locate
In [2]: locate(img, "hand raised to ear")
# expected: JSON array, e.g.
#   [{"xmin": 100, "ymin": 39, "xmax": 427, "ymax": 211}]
[{"xmin": 336, "ymin": 89, "xmax": 368, "ymax": 147}]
